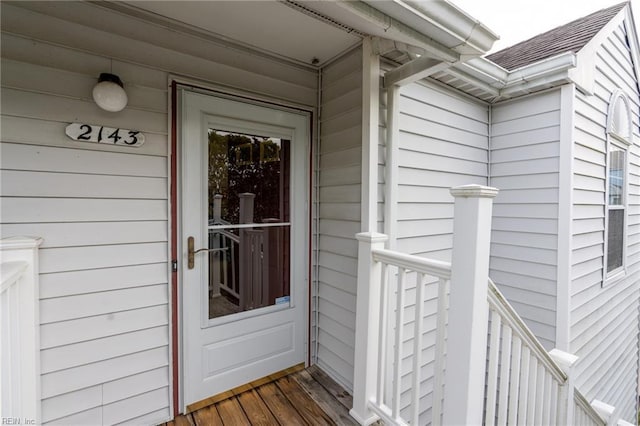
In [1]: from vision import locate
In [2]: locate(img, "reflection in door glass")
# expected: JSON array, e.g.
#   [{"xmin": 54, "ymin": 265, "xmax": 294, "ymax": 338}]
[{"xmin": 207, "ymin": 129, "xmax": 291, "ymax": 319}]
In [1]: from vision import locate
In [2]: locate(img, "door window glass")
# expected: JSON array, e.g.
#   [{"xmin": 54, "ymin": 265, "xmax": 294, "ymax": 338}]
[{"xmin": 207, "ymin": 130, "xmax": 291, "ymax": 319}]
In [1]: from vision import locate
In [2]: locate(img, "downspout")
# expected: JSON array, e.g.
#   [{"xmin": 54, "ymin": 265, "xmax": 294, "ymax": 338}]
[
  {"xmin": 384, "ymin": 84, "xmax": 400, "ymax": 250},
  {"xmin": 487, "ymin": 104, "xmax": 492, "ymax": 187}
]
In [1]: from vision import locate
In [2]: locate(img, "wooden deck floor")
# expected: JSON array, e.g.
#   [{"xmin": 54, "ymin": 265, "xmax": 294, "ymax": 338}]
[{"xmin": 162, "ymin": 366, "xmax": 358, "ymax": 425}]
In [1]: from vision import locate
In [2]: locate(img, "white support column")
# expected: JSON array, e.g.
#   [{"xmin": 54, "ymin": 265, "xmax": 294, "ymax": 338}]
[
  {"xmin": 384, "ymin": 85, "xmax": 400, "ymax": 250},
  {"xmin": 350, "ymin": 232, "xmax": 388, "ymax": 425},
  {"xmin": 549, "ymin": 349, "xmax": 579, "ymax": 425},
  {"xmin": 361, "ymin": 37, "xmax": 380, "ymax": 232},
  {"xmin": 0, "ymin": 236, "xmax": 43, "ymax": 423},
  {"xmin": 442, "ymin": 184, "xmax": 498, "ymax": 426}
]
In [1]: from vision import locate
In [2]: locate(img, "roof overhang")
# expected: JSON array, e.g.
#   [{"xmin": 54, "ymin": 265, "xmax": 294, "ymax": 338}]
[
  {"xmin": 431, "ymin": 51, "xmax": 577, "ymax": 102},
  {"xmin": 430, "ymin": 3, "xmax": 640, "ymax": 104},
  {"xmin": 306, "ymin": 0, "xmax": 499, "ymax": 86}
]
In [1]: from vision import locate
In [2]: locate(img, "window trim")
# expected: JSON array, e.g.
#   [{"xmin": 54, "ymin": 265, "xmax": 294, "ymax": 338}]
[{"xmin": 603, "ymin": 90, "xmax": 631, "ymax": 286}]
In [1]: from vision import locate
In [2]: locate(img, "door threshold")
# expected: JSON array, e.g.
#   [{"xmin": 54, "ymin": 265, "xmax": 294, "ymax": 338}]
[{"xmin": 186, "ymin": 363, "xmax": 305, "ymax": 413}]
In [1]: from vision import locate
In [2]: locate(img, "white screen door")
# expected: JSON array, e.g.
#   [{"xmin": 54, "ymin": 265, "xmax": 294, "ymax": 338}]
[{"xmin": 180, "ymin": 90, "xmax": 309, "ymax": 408}]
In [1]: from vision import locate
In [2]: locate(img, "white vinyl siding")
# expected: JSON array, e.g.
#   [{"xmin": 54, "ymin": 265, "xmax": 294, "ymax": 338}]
[
  {"xmin": 316, "ymin": 47, "xmax": 363, "ymax": 392},
  {"xmin": 570, "ymin": 22, "xmax": 640, "ymax": 422},
  {"xmin": 396, "ymin": 81, "xmax": 489, "ymax": 258},
  {"xmin": 489, "ymin": 89, "xmax": 562, "ymax": 349},
  {"xmin": 390, "ymin": 80, "xmax": 489, "ymax": 424},
  {"xmin": 1, "ymin": 2, "xmax": 317, "ymax": 424}
]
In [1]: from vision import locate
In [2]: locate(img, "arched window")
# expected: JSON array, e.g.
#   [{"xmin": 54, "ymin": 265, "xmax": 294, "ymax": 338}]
[
  {"xmin": 609, "ymin": 93, "xmax": 631, "ymax": 140},
  {"xmin": 604, "ymin": 90, "xmax": 632, "ymax": 283}
]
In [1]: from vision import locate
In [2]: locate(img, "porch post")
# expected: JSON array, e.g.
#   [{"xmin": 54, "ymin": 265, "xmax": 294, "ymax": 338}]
[
  {"xmin": 350, "ymin": 232, "xmax": 388, "ymax": 425},
  {"xmin": 442, "ymin": 184, "xmax": 498, "ymax": 425},
  {"xmin": 360, "ymin": 36, "xmax": 380, "ymax": 233},
  {"xmin": 549, "ymin": 349, "xmax": 578, "ymax": 425}
]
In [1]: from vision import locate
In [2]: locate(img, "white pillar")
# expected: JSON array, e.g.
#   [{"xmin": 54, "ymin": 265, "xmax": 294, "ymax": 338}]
[
  {"xmin": 549, "ymin": 349, "xmax": 579, "ymax": 425},
  {"xmin": 442, "ymin": 184, "xmax": 498, "ymax": 426},
  {"xmin": 360, "ymin": 37, "xmax": 380, "ymax": 232},
  {"xmin": 350, "ymin": 232, "xmax": 388, "ymax": 425}
]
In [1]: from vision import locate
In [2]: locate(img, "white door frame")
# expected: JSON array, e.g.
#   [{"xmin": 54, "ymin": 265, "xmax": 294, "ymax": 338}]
[{"xmin": 177, "ymin": 88, "xmax": 310, "ymax": 410}]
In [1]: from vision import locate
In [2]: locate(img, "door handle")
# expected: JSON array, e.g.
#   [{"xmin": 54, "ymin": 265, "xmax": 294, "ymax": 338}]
[{"xmin": 187, "ymin": 236, "xmax": 228, "ymax": 269}]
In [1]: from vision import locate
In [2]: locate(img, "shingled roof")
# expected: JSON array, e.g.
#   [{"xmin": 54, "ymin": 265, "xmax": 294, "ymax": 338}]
[{"xmin": 486, "ymin": 2, "xmax": 627, "ymax": 71}]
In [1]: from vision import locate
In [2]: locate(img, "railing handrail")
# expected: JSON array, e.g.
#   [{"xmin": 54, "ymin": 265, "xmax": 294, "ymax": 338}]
[
  {"xmin": 575, "ymin": 389, "xmax": 607, "ymax": 425},
  {"xmin": 372, "ymin": 248, "xmax": 451, "ymax": 279},
  {"xmin": 1, "ymin": 260, "xmax": 28, "ymax": 294},
  {"xmin": 488, "ymin": 278, "xmax": 567, "ymax": 383}
]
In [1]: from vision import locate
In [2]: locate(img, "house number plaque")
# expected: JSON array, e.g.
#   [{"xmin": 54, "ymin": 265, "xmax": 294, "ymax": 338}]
[{"xmin": 65, "ymin": 123, "xmax": 145, "ymax": 147}]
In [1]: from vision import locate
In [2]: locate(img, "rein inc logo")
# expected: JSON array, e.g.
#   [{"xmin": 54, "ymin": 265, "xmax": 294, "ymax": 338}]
[{"xmin": 1, "ymin": 419, "xmax": 35, "ymax": 425}]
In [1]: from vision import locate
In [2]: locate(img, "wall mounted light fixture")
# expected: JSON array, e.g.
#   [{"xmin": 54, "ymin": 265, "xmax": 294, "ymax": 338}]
[{"xmin": 92, "ymin": 73, "xmax": 128, "ymax": 112}]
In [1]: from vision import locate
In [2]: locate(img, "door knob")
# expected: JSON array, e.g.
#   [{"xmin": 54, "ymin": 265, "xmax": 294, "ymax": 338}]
[{"xmin": 187, "ymin": 236, "xmax": 228, "ymax": 269}]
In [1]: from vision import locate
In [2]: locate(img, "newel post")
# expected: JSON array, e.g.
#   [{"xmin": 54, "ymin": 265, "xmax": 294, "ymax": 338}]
[
  {"xmin": 442, "ymin": 184, "xmax": 498, "ymax": 426},
  {"xmin": 549, "ymin": 349, "xmax": 579, "ymax": 425},
  {"xmin": 0, "ymin": 236, "xmax": 44, "ymax": 423},
  {"xmin": 350, "ymin": 232, "xmax": 388, "ymax": 425}
]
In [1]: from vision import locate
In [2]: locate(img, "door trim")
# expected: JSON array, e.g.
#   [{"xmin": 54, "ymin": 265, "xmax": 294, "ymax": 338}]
[{"xmin": 170, "ymin": 81, "xmax": 314, "ymax": 414}]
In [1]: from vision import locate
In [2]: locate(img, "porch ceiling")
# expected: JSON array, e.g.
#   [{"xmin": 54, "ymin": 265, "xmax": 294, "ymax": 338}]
[{"xmin": 121, "ymin": 1, "xmax": 362, "ymax": 67}]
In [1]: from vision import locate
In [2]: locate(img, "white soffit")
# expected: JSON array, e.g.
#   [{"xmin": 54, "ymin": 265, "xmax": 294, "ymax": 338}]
[{"xmin": 123, "ymin": 1, "xmax": 361, "ymax": 66}]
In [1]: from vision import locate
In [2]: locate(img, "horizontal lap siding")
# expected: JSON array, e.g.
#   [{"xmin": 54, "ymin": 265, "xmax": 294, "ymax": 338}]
[
  {"xmin": 316, "ymin": 48, "xmax": 362, "ymax": 392},
  {"xmin": 393, "ymin": 81, "xmax": 488, "ymax": 423},
  {"xmin": 1, "ymin": 2, "xmax": 317, "ymax": 424},
  {"xmin": 396, "ymin": 81, "xmax": 489, "ymax": 259},
  {"xmin": 570, "ymin": 23, "xmax": 640, "ymax": 422},
  {"xmin": 490, "ymin": 89, "xmax": 561, "ymax": 349}
]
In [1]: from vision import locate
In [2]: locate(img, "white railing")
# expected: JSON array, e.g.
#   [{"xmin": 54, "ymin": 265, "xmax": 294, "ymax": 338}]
[
  {"xmin": 485, "ymin": 280, "xmax": 567, "ymax": 424},
  {"xmin": 0, "ymin": 236, "xmax": 43, "ymax": 423},
  {"xmin": 574, "ymin": 391, "xmax": 607, "ymax": 426},
  {"xmin": 351, "ymin": 185, "xmax": 620, "ymax": 425},
  {"xmin": 351, "ymin": 184, "xmax": 497, "ymax": 425},
  {"xmin": 364, "ymin": 248, "xmax": 451, "ymax": 425}
]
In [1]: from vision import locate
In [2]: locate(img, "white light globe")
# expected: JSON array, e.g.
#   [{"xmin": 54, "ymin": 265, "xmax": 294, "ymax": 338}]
[{"xmin": 92, "ymin": 73, "xmax": 128, "ymax": 112}]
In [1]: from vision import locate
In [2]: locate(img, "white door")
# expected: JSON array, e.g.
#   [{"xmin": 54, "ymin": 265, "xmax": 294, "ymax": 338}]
[{"xmin": 180, "ymin": 90, "xmax": 309, "ymax": 408}]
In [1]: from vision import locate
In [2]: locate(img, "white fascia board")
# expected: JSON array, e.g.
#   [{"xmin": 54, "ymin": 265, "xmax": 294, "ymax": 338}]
[
  {"xmin": 394, "ymin": 0, "xmax": 500, "ymax": 55},
  {"xmin": 326, "ymin": 1, "xmax": 460, "ymax": 63},
  {"xmin": 450, "ymin": 52, "xmax": 576, "ymax": 101},
  {"xmin": 569, "ymin": 5, "xmax": 629, "ymax": 95},
  {"xmin": 459, "ymin": 57, "xmax": 508, "ymax": 87},
  {"xmin": 503, "ymin": 52, "xmax": 576, "ymax": 87}
]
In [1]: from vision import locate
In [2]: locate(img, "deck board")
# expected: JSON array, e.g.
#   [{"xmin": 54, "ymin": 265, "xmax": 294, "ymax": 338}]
[
  {"xmin": 192, "ymin": 405, "xmax": 223, "ymax": 426},
  {"xmin": 255, "ymin": 381, "xmax": 308, "ymax": 425},
  {"xmin": 162, "ymin": 366, "xmax": 357, "ymax": 425},
  {"xmin": 275, "ymin": 375, "xmax": 334, "ymax": 425},
  {"xmin": 237, "ymin": 389, "xmax": 279, "ymax": 425},
  {"xmin": 217, "ymin": 397, "xmax": 250, "ymax": 425}
]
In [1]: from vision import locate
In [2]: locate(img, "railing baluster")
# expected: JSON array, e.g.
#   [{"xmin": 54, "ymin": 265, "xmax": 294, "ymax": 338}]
[
  {"xmin": 411, "ymin": 272, "xmax": 426, "ymax": 425},
  {"xmin": 526, "ymin": 356, "xmax": 538, "ymax": 424},
  {"xmin": 377, "ymin": 262, "xmax": 390, "ymax": 405},
  {"xmin": 507, "ymin": 335, "xmax": 522, "ymax": 425},
  {"xmin": 497, "ymin": 324, "xmax": 512, "ymax": 426},
  {"xmin": 485, "ymin": 308, "xmax": 501, "ymax": 425},
  {"xmin": 431, "ymin": 277, "xmax": 448, "ymax": 426},
  {"xmin": 542, "ymin": 371, "xmax": 552, "ymax": 424},
  {"xmin": 517, "ymin": 346, "xmax": 530, "ymax": 426},
  {"xmin": 392, "ymin": 267, "xmax": 407, "ymax": 420},
  {"xmin": 534, "ymin": 358, "xmax": 545, "ymax": 422}
]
